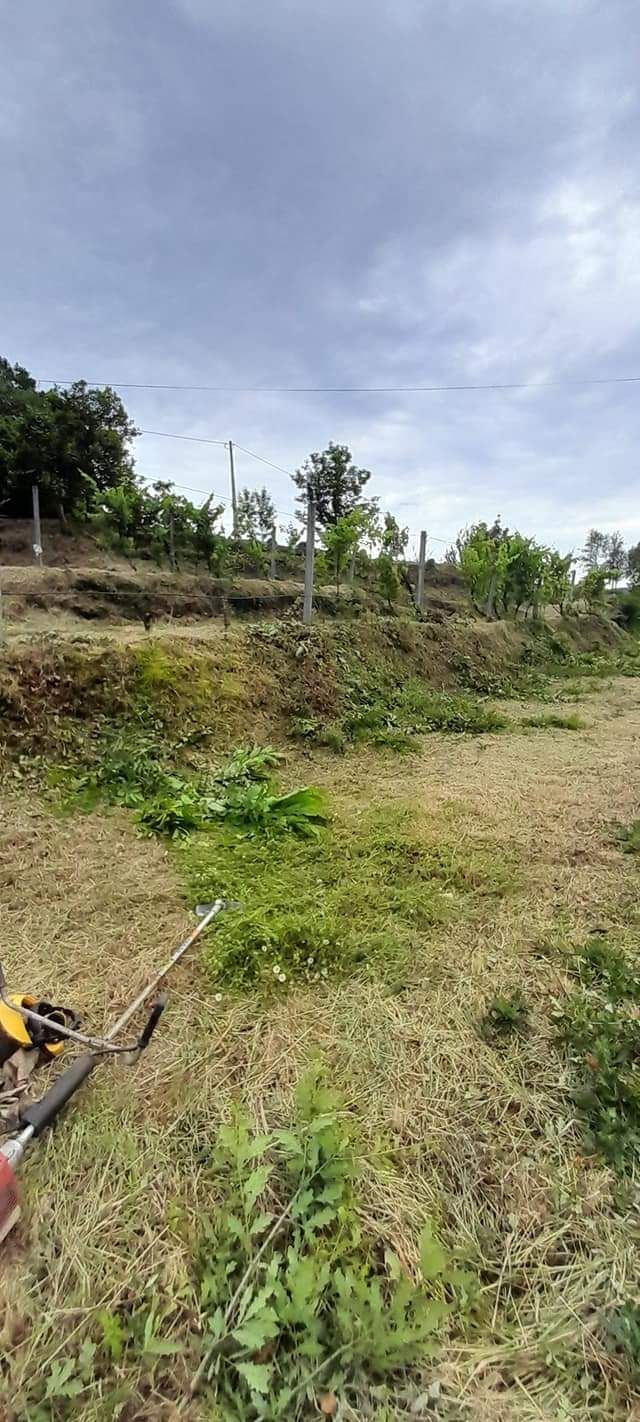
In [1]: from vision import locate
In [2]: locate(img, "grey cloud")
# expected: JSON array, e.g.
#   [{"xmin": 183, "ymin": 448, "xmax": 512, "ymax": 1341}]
[{"xmin": 1, "ymin": 0, "xmax": 639, "ymax": 552}]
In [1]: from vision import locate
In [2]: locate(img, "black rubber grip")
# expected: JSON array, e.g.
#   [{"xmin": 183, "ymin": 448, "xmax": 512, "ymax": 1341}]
[
  {"xmin": 138, "ymin": 995, "xmax": 167, "ymax": 1050},
  {"xmin": 20, "ymin": 1053, "xmax": 98, "ymax": 1137}
]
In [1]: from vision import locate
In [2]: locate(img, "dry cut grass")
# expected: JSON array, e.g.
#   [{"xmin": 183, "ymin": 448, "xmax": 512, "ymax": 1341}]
[{"xmin": 1, "ymin": 676, "xmax": 640, "ymax": 1419}]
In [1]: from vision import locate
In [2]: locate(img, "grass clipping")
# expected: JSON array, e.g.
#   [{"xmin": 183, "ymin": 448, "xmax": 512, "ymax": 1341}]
[{"xmin": 58, "ymin": 738, "xmax": 327, "ymax": 841}]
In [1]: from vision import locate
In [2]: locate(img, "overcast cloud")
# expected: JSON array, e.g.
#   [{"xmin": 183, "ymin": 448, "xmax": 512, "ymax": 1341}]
[{"xmin": 2, "ymin": 0, "xmax": 639, "ymax": 555}]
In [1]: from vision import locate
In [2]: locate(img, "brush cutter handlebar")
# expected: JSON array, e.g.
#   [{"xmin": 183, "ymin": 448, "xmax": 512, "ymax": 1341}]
[
  {"xmin": 20, "ymin": 1052, "xmax": 97, "ymax": 1137},
  {"xmin": 0, "ymin": 901, "xmax": 232, "ymax": 1244}
]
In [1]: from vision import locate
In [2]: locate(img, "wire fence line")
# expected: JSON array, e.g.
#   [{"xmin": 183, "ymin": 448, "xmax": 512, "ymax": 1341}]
[
  {"xmin": 0, "ymin": 488, "xmax": 434, "ymax": 634},
  {"xmin": 3, "ymin": 394, "xmax": 451, "ymax": 627}
]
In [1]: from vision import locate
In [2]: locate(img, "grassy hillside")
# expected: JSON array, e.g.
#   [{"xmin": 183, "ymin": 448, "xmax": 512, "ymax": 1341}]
[{"xmin": 2, "ymin": 612, "xmax": 640, "ymax": 1421}]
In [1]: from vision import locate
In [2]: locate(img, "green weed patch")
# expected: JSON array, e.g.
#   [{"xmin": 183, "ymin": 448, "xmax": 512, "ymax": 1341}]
[
  {"xmin": 521, "ymin": 712, "xmax": 585, "ymax": 731},
  {"xmin": 294, "ymin": 678, "xmax": 508, "ymax": 752},
  {"xmin": 52, "ymin": 734, "xmax": 325, "ymax": 840},
  {"xmin": 604, "ymin": 1302, "xmax": 640, "ymax": 1384},
  {"xmin": 478, "ymin": 991, "xmax": 529, "ymax": 1045},
  {"xmin": 188, "ymin": 1075, "xmax": 454, "ymax": 1417},
  {"xmin": 557, "ymin": 996, "xmax": 640, "ymax": 1172},
  {"xmin": 21, "ymin": 1076, "xmax": 460, "ymax": 1421},
  {"xmin": 570, "ymin": 937, "xmax": 640, "ymax": 1002},
  {"xmin": 557, "ymin": 931, "xmax": 640, "ymax": 1172},
  {"xmin": 613, "ymin": 820, "xmax": 640, "ymax": 855},
  {"xmin": 184, "ymin": 805, "xmax": 514, "ymax": 992}
]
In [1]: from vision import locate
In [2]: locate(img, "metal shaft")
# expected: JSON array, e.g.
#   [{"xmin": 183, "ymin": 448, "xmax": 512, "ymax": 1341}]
[{"xmin": 106, "ymin": 900, "xmax": 224, "ymax": 1040}]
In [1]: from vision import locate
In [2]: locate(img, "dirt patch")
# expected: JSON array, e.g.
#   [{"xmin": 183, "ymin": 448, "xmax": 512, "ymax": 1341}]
[{"xmin": 0, "ymin": 517, "xmax": 122, "ymax": 568}]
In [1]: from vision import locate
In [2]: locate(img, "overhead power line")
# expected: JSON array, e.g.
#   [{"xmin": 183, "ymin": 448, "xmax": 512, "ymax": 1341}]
[
  {"xmin": 140, "ymin": 428, "xmax": 227, "ymax": 446},
  {"xmin": 37, "ymin": 373, "xmax": 640, "ymax": 394},
  {"xmin": 136, "ymin": 428, "xmax": 449, "ymax": 536},
  {"xmin": 139, "ymin": 429, "xmax": 294, "ymax": 480},
  {"xmin": 232, "ymin": 442, "xmax": 296, "ymax": 481}
]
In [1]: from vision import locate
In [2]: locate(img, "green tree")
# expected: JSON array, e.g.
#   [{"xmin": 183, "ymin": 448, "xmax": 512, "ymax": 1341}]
[
  {"xmin": 580, "ymin": 566, "xmax": 607, "ymax": 610},
  {"xmin": 377, "ymin": 551, "xmax": 400, "ymax": 610},
  {"xmin": 457, "ymin": 517, "xmax": 573, "ymax": 620},
  {"xmin": 236, "ymin": 486, "xmax": 276, "ymax": 541},
  {"xmin": 582, "ymin": 528, "xmax": 608, "ymax": 569},
  {"xmin": 604, "ymin": 531, "xmax": 625, "ymax": 588},
  {"xmin": 236, "ymin": 488, "xmax": 258, "ymax": 539},
  {"xmin": 541, "ymin": 550, "xmax": 574, "ymax": 615},
  {"xmin": 456, "ymin": 518, "xmax": 508, "ymax": 615},
  {"xmin": 254, "ymin": 486, "xmax": 276, "ymax": 540},
  {"xmin": 627, "ymin": 542, "xmax": 640, "ymax": 587},
  {"xmin": 88, "ymin": 482, "xmax": 152, "ymax": 563},
  {"xmin": 498, "ymin": 534, "xmax": 542, "ymax": 616},
  {"xmin": 293, "ymin": 443, "xmax": 371, "ymax": 527},
  {"xmin": 0, "ymin": 360, "xmax": 139, "ymax": 517},
  {"xmin": 191, "ymin": 497, "xmax": 226, "ymax": 571},
  {"xmin": 381, "ymin": 511, "xmax": 408, "ymax": 560},
  {"xmin": 320, "ymin": 511, "xmax": 364, "ymax": 596},
  {"xmin": 0, "ymin": 360, "xmax": 56, "ymax": 511}
]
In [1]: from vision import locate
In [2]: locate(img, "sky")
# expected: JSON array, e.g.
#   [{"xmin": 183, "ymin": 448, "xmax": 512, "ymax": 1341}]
[{"xmin": 2, "ymin": 0, "xmax": 639, "ymax": 558}]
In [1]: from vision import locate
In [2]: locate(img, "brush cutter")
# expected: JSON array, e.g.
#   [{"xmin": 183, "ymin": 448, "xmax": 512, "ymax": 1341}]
[{"xmin": 0, "ymin": 900, "xmax": 230, "ymax": 1245}]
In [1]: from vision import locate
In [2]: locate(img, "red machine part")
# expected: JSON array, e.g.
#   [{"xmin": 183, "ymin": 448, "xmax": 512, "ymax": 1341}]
[{"xmin": 0, "ymin": 1150, "xmax": 19, "ymax": 1243}]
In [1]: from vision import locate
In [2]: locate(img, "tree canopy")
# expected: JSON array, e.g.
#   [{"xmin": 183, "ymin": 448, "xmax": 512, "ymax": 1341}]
[
  {"xmin": 582, "ymin": 528, "xmax": 626, "ymax": 586},
  {"xmin": 0, "ymin": 359, "xmax": 138, "ymax": 517},
  {"xmin": 455, "ymin": 518, "xmax": 573, "ymax": 617},
  {"xmin": 236, "ymin": 486, "xmax": 276, "ymax": 541},
  {"xmin": 627, "ymin": 542, "xmax": 640, "ymax": 587},
  {"xmin": 292, "ymin": 442, "xmax": 371, "ymax": 527}
]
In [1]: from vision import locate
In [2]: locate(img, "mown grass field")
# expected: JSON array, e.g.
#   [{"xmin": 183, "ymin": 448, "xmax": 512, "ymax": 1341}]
[{"xmin": 1, "ymin": 640, "xmax": 640, "ymax": 1421}]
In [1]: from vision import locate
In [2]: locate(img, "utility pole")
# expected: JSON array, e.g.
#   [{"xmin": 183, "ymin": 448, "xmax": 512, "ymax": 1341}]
[
  {"xmin": 168, "ymin": 513, "xmax": 176, "ymax": 571},
  {"xmin": 32, "ymin": 484, "xmax": 43, "ymax": 567},
  {"xmin": 269, "ymin": 524, "xmax": 277, "ymax": 580},
  {"xmin": 303, "ymin": 486, "xmax": 315, "ymax": 625},
  {"xmin": 228, "ymin": 441, "xmax": 238, "ymax": 535},
  {"xmin": 415, "ymin": 530, "xmax": 427, "ymax": 611}
]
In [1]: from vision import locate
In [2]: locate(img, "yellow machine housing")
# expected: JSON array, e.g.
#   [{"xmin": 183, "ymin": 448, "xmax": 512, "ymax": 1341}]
[{"xmin": 0, "ymin": 995, "xmax": 66, "ymax": 1065}]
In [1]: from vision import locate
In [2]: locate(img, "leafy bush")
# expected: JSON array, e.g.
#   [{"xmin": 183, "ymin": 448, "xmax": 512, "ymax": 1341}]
[
  {"xmin": 192, "ymin": 1074, "xmax": 453, "ymax": 1418},
  {"xmin": 479, "ymin": 991, "xmax": 530, "ymax": 1044},
  {"xmin": 580, "ymin": 566, "xmax": 608, "ymax": 611},
  {"xmin": 219, "ymin": 783, "xmax": 327, "ymax": 837},
  {"xmin": 614, "ymin": 587, "xmax": 640, "ymax": 633},
  {"xmin": 137, "ymin": 783, "xmax": 206, "ymax": 839},
  {"xmin": 58, "ymin": 737, "xmax": 325, "ymax": 841},
  {"xmin": 216, "ymin": 744, "xmax": 283, "ymax": 784},
  {"xmin": 67, "ymin": 729, "xmax": 168, "ymax": 807}
]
